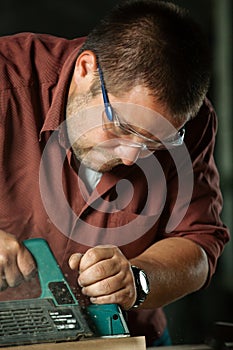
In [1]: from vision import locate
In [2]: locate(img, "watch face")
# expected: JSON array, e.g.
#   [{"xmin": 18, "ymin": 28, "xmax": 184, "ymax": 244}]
[{"xmin": 139, "ymin": 271, "xmax": 150, "ymax": 294}]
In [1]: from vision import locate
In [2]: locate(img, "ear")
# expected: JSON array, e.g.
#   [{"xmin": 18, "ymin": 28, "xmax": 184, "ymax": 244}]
[{"xmin": 73, "ymin": 50, "xmax": 98, "ymax": 85}]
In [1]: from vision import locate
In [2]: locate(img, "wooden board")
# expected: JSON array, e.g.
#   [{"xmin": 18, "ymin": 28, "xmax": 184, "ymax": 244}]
[
  {"xmin": 0, "ymin": 336, "xmax": 146, "ymax": 350},
  {"xmin": 148, "ymin": 345, "xmax": 212, "ymax": 350}
]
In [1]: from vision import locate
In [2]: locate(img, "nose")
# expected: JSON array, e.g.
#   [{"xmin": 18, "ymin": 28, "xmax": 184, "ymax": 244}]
[{"xmin": 115, "ymin": 145, "xmax": 142, "ymax": 166}]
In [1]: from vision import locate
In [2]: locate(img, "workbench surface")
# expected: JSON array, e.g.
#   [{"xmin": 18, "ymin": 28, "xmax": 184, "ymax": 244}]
[{"xmin": 0, "ymin": 336, "xmax": 146, "ymax": 350}]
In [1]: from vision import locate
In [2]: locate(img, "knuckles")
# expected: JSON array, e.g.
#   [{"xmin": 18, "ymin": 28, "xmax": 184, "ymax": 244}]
[
  {"xmin": 0, "ymin": 237, "xmax": 21, "ymax": 262},
  {"xmin": 0, "ymin": 253, "xmax": 9, "ymax": 266}
]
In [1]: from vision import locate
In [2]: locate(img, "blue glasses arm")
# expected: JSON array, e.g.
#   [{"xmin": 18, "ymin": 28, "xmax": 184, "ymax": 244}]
[
  {"xmin": 98, "ymin": 65, "xmax": 114, "ymax": 121},
  {"xmin": 104, "ymin": 103, "xmax": 114, "ymax": 122}
]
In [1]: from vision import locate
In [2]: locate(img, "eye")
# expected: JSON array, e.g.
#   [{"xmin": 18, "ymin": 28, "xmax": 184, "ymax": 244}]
[{"xmin": 117, "ymin": 123, "xmax": 133, "ymax": 136}]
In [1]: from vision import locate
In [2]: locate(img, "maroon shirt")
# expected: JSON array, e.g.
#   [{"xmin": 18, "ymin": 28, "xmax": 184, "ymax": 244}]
[{"xmin": 0, "ymin": 33, "xmax": 230, "ymax": 345}]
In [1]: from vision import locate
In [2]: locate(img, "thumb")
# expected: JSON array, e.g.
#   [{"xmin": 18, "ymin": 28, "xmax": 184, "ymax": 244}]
[{"xmin": 68, "ymin": 253, "xmax": 83, "ymax": 271}]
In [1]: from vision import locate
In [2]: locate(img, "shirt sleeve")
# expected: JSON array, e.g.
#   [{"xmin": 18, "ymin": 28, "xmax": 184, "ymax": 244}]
[{"xmin": 160, "ymin": 98, "xmax": 230, "ymax": 286}]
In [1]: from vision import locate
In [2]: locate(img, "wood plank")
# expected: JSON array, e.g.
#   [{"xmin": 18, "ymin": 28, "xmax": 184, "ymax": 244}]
[
  {"xmin": 148, "ymin": 345, "xmax": 212, "ymax": 350},
  {"xmin": 0, "ymin": 336, "xmax": 146, "ymax": 350}
]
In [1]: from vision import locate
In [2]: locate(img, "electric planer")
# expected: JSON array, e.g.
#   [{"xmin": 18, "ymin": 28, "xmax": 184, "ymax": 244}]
[{"xmin": 0, "ymin": 238, "xmax": 129, "ymax": 347}]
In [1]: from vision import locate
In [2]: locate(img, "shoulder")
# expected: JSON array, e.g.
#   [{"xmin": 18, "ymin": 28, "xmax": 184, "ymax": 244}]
[
  {"xmin": 184, "ymin": 97, "xmax": 217, "ymax": 159},
  {"xmin": 0, "ymin": 32, "xmax": 86, "ymax": 90},
  {"xmin": 0, "ymin": 32, "xmax": 85, "ymax": 55}
]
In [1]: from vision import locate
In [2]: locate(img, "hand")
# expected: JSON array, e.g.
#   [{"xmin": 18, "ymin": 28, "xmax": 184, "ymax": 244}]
[
  {"xmin": 0, "ymin": 230, "xmax": 37, "ymax": 291},
  {"xmin": 69, "ymin": 245, "xmax": 136, "ymax": 310}
]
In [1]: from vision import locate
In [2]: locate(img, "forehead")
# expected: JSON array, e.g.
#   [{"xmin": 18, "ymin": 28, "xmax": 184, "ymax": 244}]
[
  {"xmin": 108, "ymin": 84, "xmax": 184, "ymax": 128},
  {"xmin": 110, "ymin": 102, "xmax": 180, "ymax": 140}
]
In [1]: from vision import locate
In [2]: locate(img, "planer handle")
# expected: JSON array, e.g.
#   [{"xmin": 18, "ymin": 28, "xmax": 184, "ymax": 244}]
[{"xmin": 23, "ymin": 238, "xmax": 77, "ymax": 302}]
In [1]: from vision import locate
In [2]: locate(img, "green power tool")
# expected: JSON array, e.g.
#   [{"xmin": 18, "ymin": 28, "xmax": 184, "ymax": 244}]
[{"xmin": 0, "ymin": 238, "xmax": 129, "ymax": 347}]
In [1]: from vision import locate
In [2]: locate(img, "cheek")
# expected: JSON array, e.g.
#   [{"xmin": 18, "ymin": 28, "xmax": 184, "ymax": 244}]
[{"xmin": 74, "ymin": 127, "xmax": 111, "ymax": 148}]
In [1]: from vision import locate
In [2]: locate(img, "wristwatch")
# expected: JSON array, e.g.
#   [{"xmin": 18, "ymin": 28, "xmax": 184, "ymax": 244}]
[{"xmin": 131, "ymin": 265, "xmax": 150, "ymax": 308}]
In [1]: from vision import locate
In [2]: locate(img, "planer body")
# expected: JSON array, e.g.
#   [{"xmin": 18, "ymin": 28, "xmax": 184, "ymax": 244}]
[{"xmin": 0, "ymin": 238, "xmax": 129, "ymax": 347}]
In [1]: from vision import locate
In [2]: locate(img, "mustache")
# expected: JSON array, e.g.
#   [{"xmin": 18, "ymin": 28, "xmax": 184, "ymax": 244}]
[{"xmin": 71, "ymin": 145, "xmax": 123, "ymax": 172}]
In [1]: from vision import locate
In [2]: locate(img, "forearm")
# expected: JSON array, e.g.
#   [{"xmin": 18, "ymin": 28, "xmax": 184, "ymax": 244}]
[{"xmin": 130, "ymin": 237, "xmax": 209, "ymax": 309}]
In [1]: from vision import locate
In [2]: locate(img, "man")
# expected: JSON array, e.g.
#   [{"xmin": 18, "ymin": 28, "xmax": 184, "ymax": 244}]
[{"xmin": 0, "ymin": 0, "xmax": 230, "ymax": 346}]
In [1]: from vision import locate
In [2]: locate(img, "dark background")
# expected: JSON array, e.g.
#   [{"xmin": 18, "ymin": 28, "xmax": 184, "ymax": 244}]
[{"xmin": 0, "ymin": 0, "xmax": 232, "ymax": 345}]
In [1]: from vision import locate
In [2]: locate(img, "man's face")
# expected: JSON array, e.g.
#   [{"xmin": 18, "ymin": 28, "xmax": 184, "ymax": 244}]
[{"xmin": 66, "ymin": 84, "xmax": 184, "ymax": 173}]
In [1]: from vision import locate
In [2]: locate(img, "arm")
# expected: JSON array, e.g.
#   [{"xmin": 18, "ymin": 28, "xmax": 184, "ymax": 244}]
[
  {"xmin": 130, "ymin": 236, "xmax": 208, "ymax": 308},
  {"xmin": 69, "ymin": 237, "xmax": 208, "ymax": 310}
]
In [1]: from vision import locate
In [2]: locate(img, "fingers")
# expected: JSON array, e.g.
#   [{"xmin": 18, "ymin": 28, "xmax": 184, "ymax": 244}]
[
  {"xmin": 81, "ymin": 268, "xmax": 125, "ymax": 295},
  {"xmin": 0, "ymin": 273, "xmax": 8, "ymax": 291},
  {"xmin": 0, "ymin": 231, "xmax": 37, "ymax": 291},
  {"xmin": 68, "ymin": 253, "xmax": 83, "ymax": 270},
  {"xmin": 90, "ymin": 288, "xmax": 135, "ymax": 311},
  {"xmin": 78, "ymin": 258, "xmax": 120, "ymax": 287},
  {"xmin": 2, "ymin": 245, "xmax": 37, "ymax": 289},
  {"xmin": 17, "ymin": 245, "xmax": 37, "ymax": 281},
  {"xmin": 2, "ymin": 263, "xmax": 24, "ymax": 288},
  {"xmin": 78, "ymin": 245, "xmax": 117, "ymax": 272},
  {"xmin": 69, "ymin": 245, "xmax": 137, "ymax": 310},
  {"xmin": 82, "ymin": 269, "xmax": 136, "ymax": 310}
]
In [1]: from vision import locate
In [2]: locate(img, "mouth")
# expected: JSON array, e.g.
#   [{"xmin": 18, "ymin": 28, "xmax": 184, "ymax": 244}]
[
  {"xmin": 99, "ymin": 158, "xmax": 123, "ymax": 171},
  {"xmin": 72, "ymin": 145, "xmax": 123, "ymax": 172}
]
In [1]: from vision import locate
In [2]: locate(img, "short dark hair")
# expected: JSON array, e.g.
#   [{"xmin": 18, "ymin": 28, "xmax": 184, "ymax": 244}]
[{"xmin": 80, "ymin": 0, "xmax": 211, "ymax": 121}]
